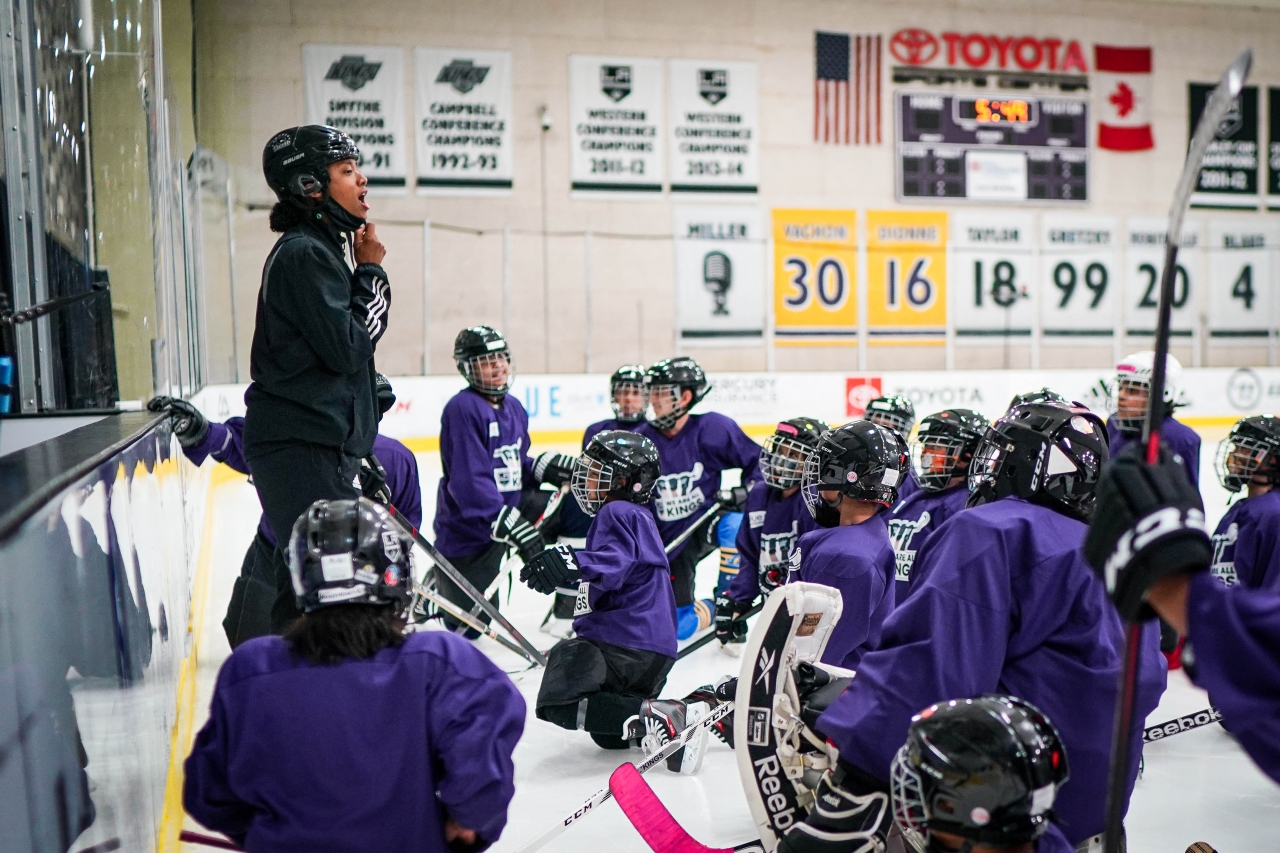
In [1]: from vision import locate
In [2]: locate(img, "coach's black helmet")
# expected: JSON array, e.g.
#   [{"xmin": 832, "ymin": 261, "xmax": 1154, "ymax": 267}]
[
  {"xmin": 802, "ymin": 420, "xmax": 908, "ymax": 527},
  {"xmin": 262, "ymin": 125, "xmax": 365, "ymax": 231},
  {"xmin": 645, "ymin": 357, "xmax": 710, "ymax": 430},
  {"xmin": 610, "ymin": 364, "xmax": 648, "ymax": 424},
  {"xmin": 760, "ymin": 417, "xmax": 829, "ymax": 490},
  {"xmin": 1215, "ymin": 414, "xmax": 1280, "ymax": 493},
  {"xmin": 864, "ymin": 395, "xmax": 916, "ymax": 438},
  {"xmin": 912, "ymin": 409, "xmax": 991, "ymax": 492},
  {"xmin": 288, "ymin": 497, "xmax": 413, "ymax": 613},
  {"xmin": 454, "ymin": 325, "xmax": 513, "ymax": 397},
  {"xmin": 1007, "ymin": 387, "xmax": 1068, "ymax": 413},
  {"xmin": 890, "ymin": 695, "xmax": 1069, "ymax": 851},
  {"xmin": 572, "ymin": 430, "xmax": 661, "ymax": 516}
]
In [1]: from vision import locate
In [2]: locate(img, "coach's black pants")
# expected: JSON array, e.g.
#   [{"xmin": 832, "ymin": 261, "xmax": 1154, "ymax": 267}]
[{"xmin": 222, "ymin": 530, "xmax": 278, "ymax": 648}]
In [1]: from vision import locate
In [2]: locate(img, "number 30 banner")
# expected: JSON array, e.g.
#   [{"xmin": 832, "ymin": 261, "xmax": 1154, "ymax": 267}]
[
  {"xmin": 866, "ymin": 210, "xmax": 948, "ymax": 340},
  {"xmin": 772, "ymin": 209, "xmax": 858, "ymax": 344}
]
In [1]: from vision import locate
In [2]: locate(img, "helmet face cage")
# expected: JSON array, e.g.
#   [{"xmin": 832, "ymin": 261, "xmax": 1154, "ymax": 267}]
[
  {"xmin": 611, "ymin": 379, "xmax": 648, "ymax": 423},
  {"xmin": 912, "ymin": 434, "xmax": 969, "ymax": 491},
  {"xmin": 459, "ymin": 349, "xmax": 513, "ymax": 396},
  {"xmin": 1215, "ymin": 429, "xmax": 1276, "ymax": 492},
  {"xmin": 1112, "ymin": 374, "xmax": 1151, "ymax": 435},
  {"xmin": 865, "ymin": 409, "xmax": 913, "ymax": 437},
  {"xmin": 967, "ymin": 431, "xmax": 1006, "ymax": 495},
  {"xmin": 571, "ymin": 453, "xmax": 616, "ymax": 516},
  {"xmin": 800, "ymin": 449, "xmax": 826, "ymax": 518},
  {"xmin": 761, "ymin": 433, "xmax": 813, "ymax": 489},
  {"xmin": 889, "ymin": 744, "xmax": 930, "ymax": 851},
  {"xmin": 646, "ymin": 383, "xmax": 689, "ymax": 430}
]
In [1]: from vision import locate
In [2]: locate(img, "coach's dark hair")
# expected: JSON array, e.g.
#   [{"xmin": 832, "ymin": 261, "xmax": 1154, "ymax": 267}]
[
  {"xmin": 269, "ymin": 201, "xmax": 308, "ymax": 233},
  {"xmin": 283, "ymin": 603, "xmax": 407, "ymax": 664}
]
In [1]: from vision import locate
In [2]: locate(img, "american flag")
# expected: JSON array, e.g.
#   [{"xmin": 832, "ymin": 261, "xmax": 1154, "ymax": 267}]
[{"xmin": 815, "ymin": 32, "xmax": 881, "ymax": 145}]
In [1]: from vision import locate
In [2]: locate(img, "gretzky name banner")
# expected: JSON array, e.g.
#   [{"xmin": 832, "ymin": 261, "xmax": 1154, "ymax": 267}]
[
  {"xmin": 668, "ymin": 60, "xmax": 759, "ymax": 193},
  {"xmin": 415, "ymin": 48, "xmax": 513, "ymax": 191},
  {"xmin": 303, "ymin": 45, "xmax": 406, "ymax": 188},
  {"xmin": 569, "ymin": 56, "xmax": 664, "ymax": 193},
  {"xmin": 673, "ymin": 206, "xmax": 765, "ymax": 341}
]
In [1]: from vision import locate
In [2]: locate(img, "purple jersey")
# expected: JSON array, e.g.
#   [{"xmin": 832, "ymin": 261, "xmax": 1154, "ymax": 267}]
[
  {"xmin": 814, "ymin": 497, "xmax": 1167, "ymax": 847},
  {"xmin": 896, "ymin": 473, "xmax": 919, "ymax": 504},
  {"xmin": 1209, "ymin": 490, "xmax": 1280, "ymax": 592},
  {"xmin": 1185, "ymin": 572, "xmax": 1280, "ymax": 783},
  {"xmin": 727, "ymin": 486, "xmax": 817, "ymax": 603},
  {"xmin": 634, "ymin": 413, "xmax": 762, "ymax": 558},
  {"xmin": 583, "ymin": 418, "xmax": 638, "ymax": 449},
  {"xmin": 184, "ymin": 631, "xmax": 525, "ymax": 852},
  {"xmin": 1107, "ymin": 415, "xmax": 1201, "ymax": 488},
  {"xmin": 887, "ymin": 484, "xmax": 968, "ymax": 605},
  {"xmin": 574, "ymin": 500, "xmax": 678, "ymax": 658},
  {"xmin": 434, "ymin": 389, "xmax": 535, "ymax": 560},
  {"xmin": 184, "ymin": 419, "xmax": 422, "ymax": 546},
  {"xmin": 787, "ymin": 514, "xmax": 896, "ymax": 670}
]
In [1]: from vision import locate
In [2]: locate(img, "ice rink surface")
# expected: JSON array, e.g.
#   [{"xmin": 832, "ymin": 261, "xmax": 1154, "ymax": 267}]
[{"xmin": 183, "ymin": 433, "xmax": 1280, "ymax": 853}]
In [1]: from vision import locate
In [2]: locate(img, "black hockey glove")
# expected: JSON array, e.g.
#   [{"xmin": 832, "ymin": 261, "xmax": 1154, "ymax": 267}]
[
  {"xmin": 359, "ymin": 454, "xmax": 393, "ymax": 505},
  {"xmin": 777, "ymin": 761, "xmax": 892, "ymax": 853},
  {"xmin": 714, "ymin": 592, "xmax": 752, "ymax": 645},
  {"xmin": 520, "ymin": 543, "xmax": 581, "ymax": 595},
  {"xmin": 351, "ymin": 266, "xmax": 391, "ymax": 346},
  {"xmin": 1084, "ymin": 442, "xmax": 1212, "ymax": 622},
  {"xmin": 147, "ymin": 396, "xmax": 209, "ymax": 448},
  {"xmin": 533, "ymin": 451, "xmax": 576, "ymax": 488},
  {"xmin": 375, "ymin": 372, "xmax": 396, "ymax": 415},
  {"xmin": 491, "ymin": 505, "xmax": 546, "ymax": 563},
  {"xmin": 716, "ymin": 485, "xmax": 750, "ymax": 513}
]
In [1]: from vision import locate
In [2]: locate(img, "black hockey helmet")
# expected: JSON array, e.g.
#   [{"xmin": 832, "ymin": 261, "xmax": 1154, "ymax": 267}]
[
  {"xmin": 890, "ymin": 695, "xmax": 1069, "ymax": 850},
  {"xmin": 287, "ymin": 497, "xmax": 414, "ymax": 613},
  {"xmin": 1215, "ymin": 414, "xmax": 1280, "ymax": 493},
  {"xmin": 760, "ymin": 417, "xmax": 829, "ymax": 490},
  {"xmin": 864, "ymin": 395, "xmax": 916, "ymax": 438},
  {"xmin": 802, "ymin": 420, "xmax": 908, "ymax": 525},
  {"xmin": 911, "ymin": 409, "xmax": 991, "ymax": 493},
  {"xmin": 967, "ymin": 402, "xmax": 1108, "ymax": 521},
  {"xmin": 572, "ymin": 430, "xmax": 661, "ymax": 516},
  {"xmin": 1007, "ymin": 387, "xmax": 1067, "ymax": 412},
  {"xmin": 610, "ymin": 364, "xmax": 648, "ymax": 424},
  {"xmin": 263, "ymin": 125, "xmax": 361, "ymax": 210},
  {"xmin": 645, "ymin": 357, "xmax": 710, "ymax": 430},
  {"xmin": 454, "ymin": 325, "xmax": 513, "ymax": 397}
]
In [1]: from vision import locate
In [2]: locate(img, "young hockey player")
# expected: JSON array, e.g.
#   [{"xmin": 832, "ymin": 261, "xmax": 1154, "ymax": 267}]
[
  {"xmin": 634, "ymin": 357, "xmax": 761, "ymax": 613},
  {"xmin": 780, "ymin": 403, "xmax": 1166, "ymax": 852},
  {"xmin": 888, "ymin": 409, "xmax": 988, "ymax": 604},
  {"xmin": 184, "ymin": 497, "xmax": 525, "ymax": 852},
  {"xmin": 1108, "ymin": 351, "xmax": 1200, "ymax": 487},
  {"xmin": 716, "ymin": 417, "xmax": 827, "ymax": 648},
  {"xmin": 147, "ymin": 393, "xmax": 421, "ymax": 644},
  {"xmin": 1208, "ymin": 415, "xmax": 1280, "ymax": 592},
  {"xmin": 524, "ymin": 431, "xmax": 710, "ymax": 773},
  {"xmin": 864, "ymin": 395, "xmax": 917, "ymax": 501},
  {"xmin": 1007, "ymin": 387, "xmax": 1067, "ymax": 411},
  {"xmin": 789, "ymin": 420, "xmax": 903, "ymax": 669},
  {"xmin": 1085, "ymin": 442, "xmax": 1280, "ymax": 785}
]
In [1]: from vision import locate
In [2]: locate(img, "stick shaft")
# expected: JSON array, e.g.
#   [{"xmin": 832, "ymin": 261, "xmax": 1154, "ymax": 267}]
[
  {"xmin": 412, "ymin": 580, "xmax": 538, "ymax": 664},
  {"xmin": 665, "ymin": 504, "xmax": 722, "ymax": 556}
]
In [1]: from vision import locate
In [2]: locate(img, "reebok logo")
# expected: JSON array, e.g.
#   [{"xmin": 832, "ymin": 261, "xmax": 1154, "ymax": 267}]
[{"xmin": 1142, "ymin": 706, "xmax": 1223, "ymax": 743}]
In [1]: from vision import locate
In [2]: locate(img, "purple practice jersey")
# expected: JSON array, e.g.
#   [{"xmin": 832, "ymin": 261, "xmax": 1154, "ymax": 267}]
[
  {"xmin": 183, "ymin": 418, "xmax": 422, "ymax": 545},
  {"xmin": 727, "ymin": 486, "xmax": 816, "ymax": 603},
  {"xmin": 1184, "ymin": 572, "xmax": 1280, "ymax": 783},
  {"xmin": 634, "ymin": 413, "xmax": 762, "ymax": 558},
  {"xmin": 787, "ymin": 513, "xmax": 896, "ymax": 670},
  {"xmin": 434, "ymin": 389, "xmax": 535, "ymax": 560},
  {"xmin": 583, "ymin": 418, "xmax": 638, "ymax": 449},
  {"xmin": 887, "ymin": 483, "xmax": 968, "ymax": 605},
  {"xmin": 184, "ymin": 631, "xmax": 526, "ymax": 853},
  {"xmin": 1107, "ymin": 415, "xmax": 1201, "ymax": 488},
  {"xmin": 814, "ymin": 497, "xmax": 1167, "ymax": 847},
  {"xmin": 574, "ymin": 500, "xmax": 678, "ymax": 658},
  {"xmin": 1209, "ymin": 489, "xmax": 1280, "ymax": 593}
]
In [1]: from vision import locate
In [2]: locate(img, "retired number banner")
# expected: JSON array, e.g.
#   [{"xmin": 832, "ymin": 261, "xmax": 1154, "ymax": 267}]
[
  {"xmin": 673, "ymin": 206, "xmax": 765, "ymax": 342},
  {"xmin": 569, "ymin": 55, "xmax": 664, "ymax": 193},
  {"xmin": 865, "ymin": 211, "xmax": 948, "ymax": 341},
  {"xmin": 415, "ymin": 48, "xmax": 513, "ymax": 192},
  {"xmin": 772, "ymin": 209, "xmax": 857, "ymax": 343},
  {"xmin": 1038, "ymin": 214, "xmax": 1118, "ymax": 340},
  {"xmin": 668, "ymin": 60, "xmax": 758, "ymax": 194},
  {"xmin": 303, "ymin": 45, "xmax": 406, "ymax": 188}
]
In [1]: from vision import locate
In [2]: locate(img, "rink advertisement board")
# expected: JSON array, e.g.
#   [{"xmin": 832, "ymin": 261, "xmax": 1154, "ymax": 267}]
[
  {"xmin": 1122, "ymin": 217, "xmax": 1201, "ymax": 337},
  {"xmin": 1206, "ymin": 219, "xmax": 1277, "ymax": 339},
  {"xmin": 771, "ymin": 209, "xmax": 858, "ymax": 343},
  {"xmin": 865, "ymin": 210, "xmax": 949, "ymax": 340},
  {"xmin": 569, "ymin": 55, "xmax": 664, "ymax": 193},
  {"xmin": 667, "ymin": 60, "xmax": 759, "ymax": 194},
  {"xmin": 414, "ymin": 48, "xmax": 513, "ymax": 192},
  {"xmin": 302, "ymin": 45, "xmax": 406, "ymax": 189},
  {"xmin": 950, "ymin": 211, "xmax": 1035, "ymax": 338},
  {"xmin": 1038, "ymin": 214, "xmax": 1119, "ymax": 340},
  {"xmin": 673, "ymin": 206, "xmax": 765, "ymax": 342},
  {"xmin": 1189, "ymin": 83, "xmax": 1260, "ymax": 209}
]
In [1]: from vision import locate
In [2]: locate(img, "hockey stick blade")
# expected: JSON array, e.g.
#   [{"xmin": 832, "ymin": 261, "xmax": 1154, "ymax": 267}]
[
  {"xmin": 677, "ymin": 602, "xmax": 764, "ymax": 660},
  {"xmin": 511, "ymin": 702, "xmax": 735, "ymax": 853},
  {"xmin": 1141, "ymin": 705, "xmax": 1222, "ymax": 744},
  {"xmin": 179, "ymin": 830, "xmax": 243, "ymax": 850},
  {"xmin": 610, "ymin": 762, "xmax": 765, "ymax": 853}
]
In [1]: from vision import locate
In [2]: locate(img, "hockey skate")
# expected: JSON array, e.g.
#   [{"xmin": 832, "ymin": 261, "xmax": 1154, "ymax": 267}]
[
  {"xmin": 639, "ymin": 699, "xmax": 711, "ymax": 775},
  {"xmin": 683, "ymin": 679, "xmax": 736, "ymax": 748}
]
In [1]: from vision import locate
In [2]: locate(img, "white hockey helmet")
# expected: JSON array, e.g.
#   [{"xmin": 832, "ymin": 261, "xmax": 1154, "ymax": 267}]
[{"xmin": 1112, "ymin": 351, "xmax": 1184, "ymax": 437}]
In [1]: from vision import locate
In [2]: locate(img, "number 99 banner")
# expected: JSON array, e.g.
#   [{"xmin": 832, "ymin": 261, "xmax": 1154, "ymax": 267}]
[
  {"xmin": 866, "ymin": 210, "xmax": 948, "ymax": 339},
  {"xmin": 772, "ymin": 210, "xmax": 858, "ymax": 343},
  {"xmin": 1039, "ymin": 214, "xmax": 1119, "ymax": 340}
]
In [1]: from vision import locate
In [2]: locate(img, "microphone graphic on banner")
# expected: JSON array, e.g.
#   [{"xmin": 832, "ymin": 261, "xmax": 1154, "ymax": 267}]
[{"xmin": 703, "ymin": 250, "xmax": 731, "ymax": 315}]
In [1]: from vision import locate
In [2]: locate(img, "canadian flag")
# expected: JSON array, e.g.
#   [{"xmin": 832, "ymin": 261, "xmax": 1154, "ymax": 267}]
[{"xmin": 1094, "ymin": 45, "xmax": 1154, "ymax": 151}]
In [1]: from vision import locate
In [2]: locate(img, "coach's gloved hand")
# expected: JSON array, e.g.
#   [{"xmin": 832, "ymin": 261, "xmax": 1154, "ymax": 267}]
[
  {"xmin": 147, "ymin": 396, "xmax": 209, "ymax": 448},
  {"xmin": 491, "ymin": 505, "xmax": 546, "ymax": 563},
  {"xmin": 714, "ymin": 592, "xmax": 752, "ymax": 645},
  {"xmin": 716, "ymin": 486, "xmax": 750, "ymax": 512},
  {"xmin": 521, "ymin": 543, "xmax": 581, "ymax": 595},
  {"xmin": 360, "ymin": 454, "xmax": 392, "ymax": 504},
  {"xmin": 534, "ymin": 452, "xmax": 576, "ymax": 488},
  {"xmin": 1084, "ymin": 442, "xmax": 1213, "ymax": 622},
  {"xmin": 777, "ymin": 761, "xmax": 891, "ymax": 853},
  {"xmin": 375, "ymin": 373, "xmax": 396, "ymax": 415}
]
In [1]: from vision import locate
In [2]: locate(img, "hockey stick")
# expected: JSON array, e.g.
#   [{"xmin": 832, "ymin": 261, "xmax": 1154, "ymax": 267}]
[
  {"xmin": 610, "ymin": 762, "xmax": 766, "ymax": 853},
  {"xmin": 179, "ymin": 830, "xmax": 242, "ymax": 850},
  {"xmin": 1141, "ymin": 705, "xmax": 1222, "ymax": 744},
  {"xmin": 410, "ymin": 579, "xmax": 541, "ymax": 665},
  {"xmin": 1100, "ymin": 49, "xmax": 1253, "ymax": 853},
  {"xmin": 511, "ymin": 701, "xmax": 735, "ymax": 853},
  {"xmin": 676, "ymin": 602, "xmax": 764, "ymax": 660},
  {"xmin": 665, "ymin": 503, "xmax": 723, "ymax": 556}
]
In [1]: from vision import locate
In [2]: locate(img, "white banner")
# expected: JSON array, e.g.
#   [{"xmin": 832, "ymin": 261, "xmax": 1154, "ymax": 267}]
[
  {"xmin": 1039, "ymin": 214, "xmax": 1119, "ymax": 340},
  {"xmin": 667, "ymin": 59, "xmax": 758, "ymax": 194},
  {"xmin": 1206, "ymin": 219, "xmax": 1277, "ymax": 339},
  {"xmin": 414, "ymin": 48, "xmax": 513, "ymax": 192},
  {"xmin": 569, "ymin": 55, "xmax": 664, "ymax": 193},
  {"xmin": 950, "ymin": 211, "xmax": 1036, "ymax": 337},
  {"xmin": 673, "ymin": 206, "xmax": 765, "ymax": 342},
  {"xmin": 303, "ymin": 45, "xmax": 406, "ymax": 189},
  {"xmin": 1122, "ymin": 217, "xmax": 1201, "ymax": 336}
]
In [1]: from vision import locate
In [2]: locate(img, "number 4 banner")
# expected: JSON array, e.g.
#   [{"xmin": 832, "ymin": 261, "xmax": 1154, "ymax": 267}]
[
  {"xmin": 866, "ymin": 210, "xmax": 948, "ymax": 341},
  {"xmin": 1207, "ymin": 219, "xmax": 1277, "ymax": 341},
  {"xmin": 772, "ymin": 210, "xmax": 857, "ymax": 344}
]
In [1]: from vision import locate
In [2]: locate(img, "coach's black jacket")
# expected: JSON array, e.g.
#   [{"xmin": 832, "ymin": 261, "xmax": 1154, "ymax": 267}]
[{"xmin": 243, "ymin": 216, "xmax": 389, "ymax": 459}]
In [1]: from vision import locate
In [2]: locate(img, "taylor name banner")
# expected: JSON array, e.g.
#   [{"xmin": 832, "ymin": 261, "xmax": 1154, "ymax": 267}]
[
  {"xmin": 303, "ymin": 45, "xmax": 406, "ymax": 188},
  {"xmin": 668, "ymin": 59, "xmax": 759, "ymax": 194},
  {"xmin": 569, "ymin": 55, "xmax": 664, "ymax": 193},
  {"xmin": 415, "ymin": 48, "xmax": 513, "ymax": 192},
  {"xmin": 673, "ymin": 206, "xmax": 765, "ymax": 342}
]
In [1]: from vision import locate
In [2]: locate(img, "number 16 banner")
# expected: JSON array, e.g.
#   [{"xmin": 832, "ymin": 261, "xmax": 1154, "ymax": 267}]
[
  {"xmin": 866, "ymin": 210, "xmax": 948, "ymax": 341},
  {"xmin": 772, "ymin": 209, "xmax": 858, "ymax": 344}
]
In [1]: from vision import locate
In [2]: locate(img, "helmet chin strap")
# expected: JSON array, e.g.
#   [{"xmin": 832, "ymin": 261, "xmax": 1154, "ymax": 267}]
[{"xmin": 322, "ymin": 196, "xmax": 367, "ymax": 233}]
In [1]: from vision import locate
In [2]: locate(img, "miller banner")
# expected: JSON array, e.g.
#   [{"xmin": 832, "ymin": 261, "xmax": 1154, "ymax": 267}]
[
  {"xmin": 303, "ymin": 45, "xmax": 406, "ymax": 188},
  {"xmin": 667, "ymin": 59, "xmax": 759, "ymax": 193},
  {"xmin": 673, "ymin": 206, "xmax": 765, "ymax": 342},
  {"xmin": 1190, "ymin": 82, "xmax": 1259, "ymax": 209},
  {"xmin": 569, "ymin": 55, "xmax": 664, "ymax": 193},
  {"xmin": 414, "ymin": 48, "xmax": 513, "ymax": 192}
]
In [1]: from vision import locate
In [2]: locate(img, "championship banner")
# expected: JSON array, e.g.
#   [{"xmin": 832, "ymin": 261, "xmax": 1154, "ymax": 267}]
[
  {"xmin": 414, "ymin": 48, "xmax": 513, "ymax": 192},
  {"xmin": 673, "ymin": 206, "xmax": 765, "ymax": 343},
  {"xmin": 1123, "ymin": 217, "xmax": 1201, "ymax": 337},
  {"xmin": 1268, "ymin": 87, "xmax": 1280, "ymax": 211},
  {"xmin": 771, "ymin": 209, "xmax": 857, "ymax": 344},
  {"xmin": 668, "ymin": 59, "xmax": 758, "ymax": 193},
  {"xmin": 569, "ymin": 55, "xmax": 663, "ymax": 193},
  {"xmin": 950, "ymin": 212, "xmax": 1034, "ymax": 338},
  {"xmin": 1206, "ymin": 219, "xmax": 1276, "ymax": 341},
  {"xmin": 1038, "ymin": 214, "xmax": 1118, "ymax": 340},
  {"xmin": 303, "ymin": 45, "xmax": 406, "ymax": 188},
  {"xmin": 865, "ymin": 210, "xmax": 948, "ymax": 340},
  {"xmin": 1189, "ymin": 83, "xmax": 1259, "ymax": 209}
]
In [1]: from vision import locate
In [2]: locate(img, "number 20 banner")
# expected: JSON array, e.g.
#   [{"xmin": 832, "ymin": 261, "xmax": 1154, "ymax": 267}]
[
  {"xmin": 772, "ymin": 209, "xmax": 858, "ymax": 344},
  {"xmin": 866, "ymin": 211, "xmax": 948, "ymax": 340}
]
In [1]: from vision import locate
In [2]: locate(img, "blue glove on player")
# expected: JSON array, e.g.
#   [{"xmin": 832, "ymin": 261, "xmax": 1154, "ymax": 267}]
[{"xmin": 521, "ymin": 543, "xmax": 581, "ymax": 595}]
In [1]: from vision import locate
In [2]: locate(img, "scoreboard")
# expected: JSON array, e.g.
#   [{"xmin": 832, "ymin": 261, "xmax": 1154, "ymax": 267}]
[{"xmin": 896, "ymin": 92, "xmax": 1090, "ymax": 204}]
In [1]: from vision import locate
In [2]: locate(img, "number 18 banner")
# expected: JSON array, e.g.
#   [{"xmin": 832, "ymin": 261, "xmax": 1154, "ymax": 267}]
[
  {"xmin": 866, "ymin": 210, "xmax": 948, "ymax": 340},
  {"xmin": 772, "ymin": 209, "xmax": 858, "ymax": 344}
]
